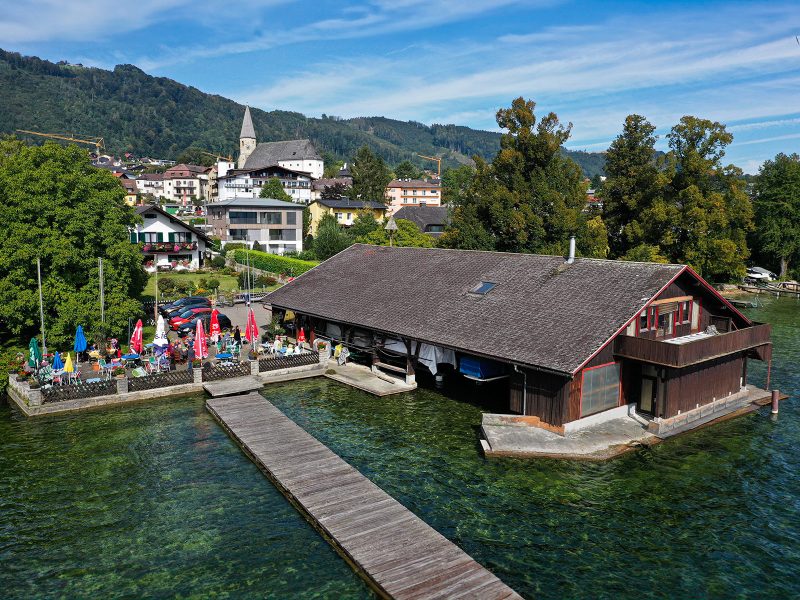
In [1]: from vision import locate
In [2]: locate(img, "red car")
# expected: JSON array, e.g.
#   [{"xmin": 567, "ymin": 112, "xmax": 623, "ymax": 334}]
[{"xmin": 169, "ymin": 307, "xmax": 212, "ymax": 330}]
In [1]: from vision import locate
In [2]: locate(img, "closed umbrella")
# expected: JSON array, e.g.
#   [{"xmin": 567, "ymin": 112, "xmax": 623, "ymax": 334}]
[
  {"xmin": 297, "ymin": 327, "xmax": 305, "ymax": 345},
  {"xmin": 64, "ymin": 353, "xmax": 74, "ymax": 374},
  {"xmin": 245, "ymin": 308, "xmax": 259, "ymax": 344},
  {"xmin": 28, "ymin": 338, "xmax": 42, "ymax": 370},
  {"xmin": 209, "ymin": 309, "xmax": 221, "ymax": 343},
  {"xmin": 194, "ymin": 319, "xmax": 208, "ymax": 359},
  {"xmin": 129, "ymin": 319, "xmax": 144, "ymax": 354},
  {"xmin": 52, "ymin": 351, "xmax": 64, "ymax": 370},
  {"xmin": 153, "ymin": 315, "xmax": 169, "ymax": 347},
  {"xmin": 73, "ymin": 325, "xmax": 87, "ymax": 368}
]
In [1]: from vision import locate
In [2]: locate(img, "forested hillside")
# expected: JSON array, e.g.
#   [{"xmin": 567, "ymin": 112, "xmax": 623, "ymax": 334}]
[{"xmin": 0, "ymin": 49, "xmax": 606, "ymax": 176}]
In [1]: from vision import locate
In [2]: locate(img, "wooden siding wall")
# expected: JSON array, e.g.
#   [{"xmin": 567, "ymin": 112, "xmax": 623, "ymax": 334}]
[
  {"xmin": 664, "ymin": 353, "xmax": 745, "ymax": 416},
  {"xmin": 510, "ymin": 369, "xmax": 572, "ymax": 426}
]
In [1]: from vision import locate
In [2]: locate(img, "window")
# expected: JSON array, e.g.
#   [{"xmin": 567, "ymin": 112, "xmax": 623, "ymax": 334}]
[
  {"xmin": 230, "ymin": 229, "xmax": 248, "ymax": 240},
  {"xmin": 346, "ymin": 212, "xmax": 352, "ymax": 220},
  {"xmin": 680, "ymin": 300, "xmax": 691, "ymax": 324},
  {"xmin": 143, "ymin": 212, "xmax": 156, "ymax": 219},
  {"xmin": 230, "ymin": 211, "xmax": 258, "ymax": 224},
  {"xmin": 426, "ymin": 224, "xmax": 444, "ymax": 232},
  {"xmin": 260, "ymin": 212, "xmax": 282, "ymax": 225},
  {"xmin": 581, "ymin": 363, "xmax": 621, "ymax": 417},
  {"xmin": 335, "ymin": 212, "xmax": 343, "ymax": 219},
  {"xmin": 639, "ymin": 309, "xmax": 648, "ymax": 332},
  {"xmin": 139, "ymin": 232, "xmax": 161, "ymax": 243},
  {"xmin": 471, "ymin": 281, "xmax": 496, "ymax": 295},
  {"xmin": 286, "ymin": 211, "xmax": 297, "ymax": 225}
]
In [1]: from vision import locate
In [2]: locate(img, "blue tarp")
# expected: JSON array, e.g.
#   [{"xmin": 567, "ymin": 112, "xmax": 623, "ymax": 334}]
[{"xmin": 459, "ymin": 356, "xmax": 507, "ymax": 380}]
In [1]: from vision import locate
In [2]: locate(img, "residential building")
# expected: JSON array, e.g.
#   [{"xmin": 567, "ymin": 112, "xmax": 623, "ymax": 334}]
[
  {"xmin": 130, "ymin": 205, "xmax": 210, "ymax": 270},
  {"xmin": 310, "ymin": 177, "xmax": 353, "ymax": 202},
  {"xmin": 216, "ymin": 165, "xmax": 314, "ymax": 205},
  {"xmin": 119, "ymin": 178, "xmax": 139, "ymax": 206},
  {"xmin": 238, "ymin": 106, "xmax": 324, "ymax": 178},
  {"xmin": 267, "ymin": 244, "xmax": 771, "ymax": 434},
  {"xmin": 308, "ymin": 198, "xmax": 387, "ymax": 236},
  {"xmin": 208, "ymin": 197, "xmax": 304, "ymax": 254},
  {"xmin": 161, "ymin": 163, "xmax": 210, "ymax": 205},
  {"xmin": 386, "ymin": 178, "xmax": 442, "ymax": 214},
  {"xmin": 135, "ymin": 173, "xmax": 165, "ymax": 199},
  {"xmin": 393, "ymin": 206, "xmax": 450, "ymax": 238}
]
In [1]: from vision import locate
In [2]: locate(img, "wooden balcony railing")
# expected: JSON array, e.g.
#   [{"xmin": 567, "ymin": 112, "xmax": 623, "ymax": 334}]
[{"xmin": 614, "ymin": 323, "xmax": 772, "ymax": 368}]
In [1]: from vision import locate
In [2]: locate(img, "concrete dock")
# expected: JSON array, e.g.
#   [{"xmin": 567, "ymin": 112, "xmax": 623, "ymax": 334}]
[
  {"xmin": 207, "ymin": 393, "xmax": 520, "ymax": 600},
  {"xmin": 324, "ymin": 363, "xmax": 417, "ymax": 396}
]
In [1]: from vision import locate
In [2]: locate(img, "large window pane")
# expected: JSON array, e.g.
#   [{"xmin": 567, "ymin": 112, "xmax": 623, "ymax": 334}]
[{"xmin": 581, "ymin": 363, "xmax": 620, "ymax": 417}]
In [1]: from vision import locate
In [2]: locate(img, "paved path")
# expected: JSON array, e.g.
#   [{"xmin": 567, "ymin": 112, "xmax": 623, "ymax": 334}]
[{"xmin": 207, "ymin": 393, "xmax": 521, "ymax": 600}]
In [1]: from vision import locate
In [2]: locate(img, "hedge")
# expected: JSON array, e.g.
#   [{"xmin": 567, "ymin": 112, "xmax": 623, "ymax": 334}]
[{"xmin": 233, "ymin": 249, "xmax": 319, "ymax": 276}]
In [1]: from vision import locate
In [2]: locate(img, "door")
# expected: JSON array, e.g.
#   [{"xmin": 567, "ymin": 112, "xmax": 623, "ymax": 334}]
[{"xmin": 639, "ymin": 375, "xmax": 657, "ymax": 415}]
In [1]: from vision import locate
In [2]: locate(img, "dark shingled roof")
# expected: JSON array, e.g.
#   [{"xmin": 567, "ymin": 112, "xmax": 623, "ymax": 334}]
[
  {"xmin": 394, "ymin": 206, "xmax": 450, "ymax": 236},
  {"xmin": 243, "ymin": 139, "xmax": 321, "ymax": 170},
  {"xmin": 267, "ymin": 244, "xmax": 685, "ymax": 374},
  {"xmin": 313, "ymin": 198, "xmax": 386, "ymax": 210}
]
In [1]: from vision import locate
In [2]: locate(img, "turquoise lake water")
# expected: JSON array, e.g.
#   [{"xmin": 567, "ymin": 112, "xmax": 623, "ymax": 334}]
[{"xmin": 1, "ymin": 297, "xmax": 798, "ymax": 598}]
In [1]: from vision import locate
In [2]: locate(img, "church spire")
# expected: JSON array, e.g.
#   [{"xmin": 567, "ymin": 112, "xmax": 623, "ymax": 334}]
[
  {"xmin": 238, "ymin": 106, "xmax": 257, "ymax": 168},
  {"xmin": 240, "ymin": 105, "xmax": 256, "ymax": 140}
]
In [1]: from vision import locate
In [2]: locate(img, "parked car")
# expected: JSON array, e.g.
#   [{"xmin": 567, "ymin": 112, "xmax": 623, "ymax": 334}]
[
  {"xmin": 745, "ymin": 266, "xmax": 777, "ymax": 283},
  {"xmin": 176, "ymin": 312, "xmax": 232, "ymax": 337},
  {"xmin": 163, "ymin": 300, "xmax": 211, "ymax": 319},
  {"xmin": 169, "ymin": 307, "xmax": 212, "ymax": 330},
  {"xmin": 159, "ymin": 296, "xmax": 210, "ymax": 316}
]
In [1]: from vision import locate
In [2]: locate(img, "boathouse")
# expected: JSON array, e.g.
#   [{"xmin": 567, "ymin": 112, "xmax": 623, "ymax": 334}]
[{"xmin": 266, "ymin": 244, "xmax": 772, "ymax": 431}]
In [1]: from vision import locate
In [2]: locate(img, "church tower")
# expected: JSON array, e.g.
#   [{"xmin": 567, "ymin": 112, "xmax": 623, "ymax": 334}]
[{"xmin": 238, "ymin": 106, "xmax": 257, "ymax": 168}]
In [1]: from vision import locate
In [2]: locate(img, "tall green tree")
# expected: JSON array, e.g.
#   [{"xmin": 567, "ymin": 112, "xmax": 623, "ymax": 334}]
[
  {"xmin": 394, "ymin": 160, "xmax": 422, "ymax": 180},
  {"xmin": 358, "ymin": 219, "xmax": 434, "ymax": 248},
  {"xmin": 664, "ymin": 116, "xmax": 753, "ymax": 280},
  {"xmin": 601, "ymin": 114, "xmax": 667, "ymax": 257},
  {"xmin": 312, "ymin": 214, "xmax": 352, "ymax": 260},
  {"xmin": 349, "ymin": 211, "xmax": 380, "ymax": 239},
  {"xmin": 753, "ymin": 153, "xmax": 800, "ymax": 277},
  {"xmin": 442, "ymin": 97, "xmax": 604, "ymax": 257},
  {"xmin": 0, "ymin": 140, "xmax": 146, "ymax": 347},
  {"xmin": 259, "ymin": 177, "xmax": 293, "ymax": 202},
  {"xmin": 350, "ymin": 146, "xmax": 392, "ymax": 205},
  {"xmin": 320, "ymin": 182, "xmax": 352, "ymax": 200},
  {"xmin": 441, "ymin": 165, "xmax": 474, "ymax": 205}
]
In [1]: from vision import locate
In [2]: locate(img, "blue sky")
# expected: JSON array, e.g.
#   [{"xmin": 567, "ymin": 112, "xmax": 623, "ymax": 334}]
[{"xmin": 2, "ymin": 0, "xmax": 799, "ymax": 173}]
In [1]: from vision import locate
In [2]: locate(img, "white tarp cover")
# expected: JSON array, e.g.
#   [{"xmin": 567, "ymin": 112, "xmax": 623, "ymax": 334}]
[{"xmin": 382, "ymin": 338, "xmax": 456, "ymax": 376}]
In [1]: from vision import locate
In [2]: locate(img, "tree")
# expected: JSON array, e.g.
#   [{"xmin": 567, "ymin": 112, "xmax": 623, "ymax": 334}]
[
  {"xmin": 0, "ymin": 140, "xmax": 146, "ymax": 347},
  {"xmin": 600, "ymin": 114, "xmax": 667, "ymax": 257},
  {"xmin": 320, "ymin": 182, "xmax": 351, "ymax": 200},
  {"xmin": 312, "ymin": 214, "xmax": 352, "ymax": 260},
  {"xmin": 394, "ymin": 160, "xmax": 422, "ymax": 180},
  {"xmin": 175, "ymin": 147, "xmax": 216, "ymax": 167},
  {"xmin": 259, "ymin": 177, "xmax": 292, "ymax": 202},
  {"xmin": 323, "ymin": 158, "xmax": 345, "ymax": 178},
  {"xmin": 442, "ymin": 98, "xmax": 597, "ymax": 256},
  {"xmin": 349, "ymin": 211, "xmax": 380, "ymax": 239},
  {"xmin": 441, "ymin": 165, "xmax": 474, "ymax": 205},
  {"xmin": 753, "ymin": 153, "xmax": 800, "ymax": 277},
  {"xmin": 350, "ymin": 146, "xmax": 392, "ymax": 205},
  {"xmin": 438, "ymin": 204, "xmax": 494, "ymax": 250},
  {"xmin": 358, "ymin": 219, "xmax": 434, "ymax": 248},
  {"xmin": 664, "ymin": 116, "xmax": 753, "ymax": 280},
  {"xmin": 302, "ymin": 206, "xmax": 312, "ymax": 239}
]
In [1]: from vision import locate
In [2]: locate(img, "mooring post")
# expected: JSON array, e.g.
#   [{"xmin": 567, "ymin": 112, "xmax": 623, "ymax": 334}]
[{"xmin": 771, "ymin": 389, "xmax": 779, "ymax": 414}]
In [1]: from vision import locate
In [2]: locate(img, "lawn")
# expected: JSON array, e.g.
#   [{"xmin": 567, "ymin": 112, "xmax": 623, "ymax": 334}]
[{"xmin": 141, "ymin": 272, "xmax": 240, "ymax": 299}]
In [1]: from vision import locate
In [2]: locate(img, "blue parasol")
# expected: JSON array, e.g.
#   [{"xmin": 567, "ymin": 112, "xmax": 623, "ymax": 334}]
[
  {"xmin": 52, "ymin": 351, "xmax": 64, "ymax": 370},
  {"xmin": 73, "ymin": 325, "xmax": 87, "ymax": 353}
]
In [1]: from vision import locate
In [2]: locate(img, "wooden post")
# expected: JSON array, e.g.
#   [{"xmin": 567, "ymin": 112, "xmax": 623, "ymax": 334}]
[
  {"xmin": 771, "ymin": 389, "xmax": 779, "ymax": 414},
  {"xmin": 766, "ymin": 358, "xmax": 772, "ymax": 390}
]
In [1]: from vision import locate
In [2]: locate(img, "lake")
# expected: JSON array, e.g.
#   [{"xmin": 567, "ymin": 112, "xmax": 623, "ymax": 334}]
[{"xmin": 1, "ymin": 297, "xmax": 798, "ymax": 598}]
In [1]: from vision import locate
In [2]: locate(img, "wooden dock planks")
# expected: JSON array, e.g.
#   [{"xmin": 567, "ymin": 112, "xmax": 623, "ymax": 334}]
[
  {"xmin": 207, "ymin": 393, "xmax": 521, "ymax": 600},
  {"xmin": 202, "ymin": 376, "xmax": 263, "ymax": 397}
]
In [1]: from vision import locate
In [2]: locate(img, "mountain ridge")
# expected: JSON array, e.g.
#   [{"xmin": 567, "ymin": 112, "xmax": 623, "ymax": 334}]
[{"xmin": 0, "ymin": 48, "xmax": 606, "ymax": 176}]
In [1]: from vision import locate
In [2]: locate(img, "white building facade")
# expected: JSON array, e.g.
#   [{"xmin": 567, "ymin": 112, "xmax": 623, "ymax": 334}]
[{"xmin": 130, "ymin": 205, "xmax": 210, "ymax": 270}]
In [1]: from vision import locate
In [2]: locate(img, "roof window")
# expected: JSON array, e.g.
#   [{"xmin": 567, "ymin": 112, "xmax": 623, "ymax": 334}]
[{"xmin": 471, "ymin": 281, "xmax": 496, "ymax": 295}]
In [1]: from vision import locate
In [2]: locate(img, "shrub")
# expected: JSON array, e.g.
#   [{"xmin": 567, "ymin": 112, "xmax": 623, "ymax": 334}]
[
  {"xmin": 112, "ymin": 366, "xmax": 126, "ymax": 377},
  {"xmin": 232, "ymin": 249, "xmax": 318, "ymax": 277},
  {"xmin": 251, "ymin": 241, "xmax": 262, "ymax": 252},
  {"xmin": 255, "ymin": 275, "xmax": 277, "ymax": 287},
  {"xmin": 207, "ymin": 278, "xmax": 220, "ymax": 290},
  {"xmin": 158, "ymin": 277, "xmax": 177, "ymax": 296},
  {"xmin": 211, "ymin": 256, "xmax": 226, "ymax": 269},
  {"xmin": 222, "ymin": 242, "xmax": 247, "ymax": 257}
]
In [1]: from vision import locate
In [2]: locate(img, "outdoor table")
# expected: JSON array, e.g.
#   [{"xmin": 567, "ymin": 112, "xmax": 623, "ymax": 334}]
[
  {"xmin": 215, "ymin": 352, "xmax": 233, "ymax": 360},
  {"xmin": 86, "ymin": 377, "xmax": 102, "ymax": 384},
  {"xmin": 122, "ymin": 353, "xmax": 140, "ymax": 361}
]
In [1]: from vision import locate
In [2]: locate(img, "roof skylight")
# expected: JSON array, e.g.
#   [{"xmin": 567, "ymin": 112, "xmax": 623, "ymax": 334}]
[{"xmin": 472, "ymin": 281, "xmax": 497, "ymax": 295}]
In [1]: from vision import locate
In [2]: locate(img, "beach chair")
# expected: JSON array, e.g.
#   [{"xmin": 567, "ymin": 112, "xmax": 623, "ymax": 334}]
[{"xmin": 98, "ymin": 359, "xmax": 114, "ymax": 379}]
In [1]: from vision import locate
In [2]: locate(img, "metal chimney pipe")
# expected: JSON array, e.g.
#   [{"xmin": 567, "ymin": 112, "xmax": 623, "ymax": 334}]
[{"xmin": 566, "ymin": 236, "xmax": 576, "ymax": 264}]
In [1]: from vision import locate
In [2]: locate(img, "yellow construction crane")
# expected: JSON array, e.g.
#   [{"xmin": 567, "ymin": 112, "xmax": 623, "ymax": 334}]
[
  {"xmin": 201, "ymin": 151, "xmax": 233, "ymax": 162},
  {"xmin": 416, "ymin": 153, "xmax": 441, "ymax": 178},
  {"xmin": 16, "ymin": 129, "xmax": 105, "ymax": 153}
]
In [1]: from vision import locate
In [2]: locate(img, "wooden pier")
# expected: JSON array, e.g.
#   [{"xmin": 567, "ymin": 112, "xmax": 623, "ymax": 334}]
[{"xmin": 207, "ymin": 393, "xmax": 521, "ymax": 600}]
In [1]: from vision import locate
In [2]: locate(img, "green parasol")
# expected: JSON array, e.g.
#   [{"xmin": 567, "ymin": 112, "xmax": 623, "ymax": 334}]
[{"xmin": 28, "ymin": 337, "xmax": 42, "ymax": 369}]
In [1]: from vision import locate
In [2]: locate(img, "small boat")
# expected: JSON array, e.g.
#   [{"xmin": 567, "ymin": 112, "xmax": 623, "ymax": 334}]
[{"xmin": 459, "ymin": 356, "xmax": 509, "ymax": 382}]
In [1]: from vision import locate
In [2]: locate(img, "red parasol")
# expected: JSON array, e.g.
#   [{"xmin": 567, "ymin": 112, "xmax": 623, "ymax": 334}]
[
  {"xmin": 130, "ymin": 319, "xmax": 144, "ymax": 354},
  {"xmin": 245, "ymin": 308, "xmax": 259, "ymax": 344},
  {"xmin": 194, "ymin": 318, "xmax": 208, "ymax": 358},
  {"xmin": 209, "ymin": 309, "xmax": 221, "ymax": 341},
  {"xmin": 297, "ymin": 327, "xmax": 306, "ymax": 344}
]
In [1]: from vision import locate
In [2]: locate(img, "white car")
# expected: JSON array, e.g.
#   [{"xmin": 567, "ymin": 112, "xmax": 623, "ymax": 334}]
[{"xmin": 746, "ymin": 267, "xmax": 776, "ymax": 282}]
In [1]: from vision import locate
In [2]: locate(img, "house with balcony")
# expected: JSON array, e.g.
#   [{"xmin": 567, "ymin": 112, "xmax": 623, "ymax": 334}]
[
  {"xmin": 386, "ymin": 178, "xmax": 442, "ymax": 215},
  {"xmin": 308, "ymin": 198, "xmax": 387, "ymax": 235},
  {"xmin": 131, "ymin": 205, "xmax": 210, "ymax": 270},
  {"xmin": 216, "ymin": 164, "xmax": 314, "ymax": 205},
  {"xmin": 207, "ymin": 197, "xmax": 304, "ymax": 254},
  {"xmin": 161, "ymin": 164, "xmax": 210, "ymax": 206},
  {"xmin": 135, "ymin": 172, "xmax": 165, "ymax": 200},
  {"xmin": 266, "ymin": 244, "xmax": 772, "ymax": 440}
]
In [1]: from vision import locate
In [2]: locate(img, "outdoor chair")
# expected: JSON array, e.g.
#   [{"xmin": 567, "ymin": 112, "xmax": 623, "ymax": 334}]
[
  {"xmin": 98, "ymin": 359, "xmax": 114, "ymax": 379},
  {"xmin": 131, "ymin": 367, "xmax": 148, "ymax": 378}
]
